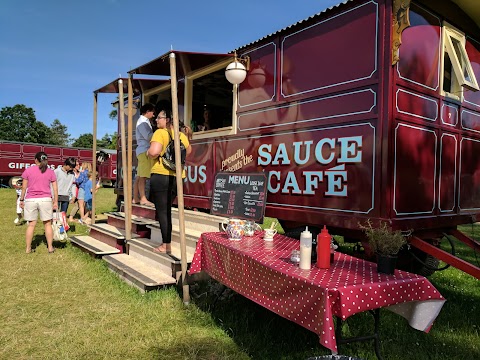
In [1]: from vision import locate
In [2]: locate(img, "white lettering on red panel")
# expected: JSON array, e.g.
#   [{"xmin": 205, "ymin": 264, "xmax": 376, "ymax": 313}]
[
  {"xmin": 257, "ymin": 136, "xmax": 362, "ymax": 197},
  {"xmin": 7, "ymin": 162, "xmax": 61, "ymax": 170}
]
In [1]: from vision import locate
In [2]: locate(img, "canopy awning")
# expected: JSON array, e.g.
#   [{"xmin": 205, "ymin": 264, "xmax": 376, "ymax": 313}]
[
  {"xmin": 452, "ymin": 0, "xmax": 480, "ymax": 28},
  {"xmin": 128, "ymin": 50, "xmax": 233, "ymax": 78},
  {"xmin": 94, "ymin": 77, "xmax": 169, "ymax": 95}
]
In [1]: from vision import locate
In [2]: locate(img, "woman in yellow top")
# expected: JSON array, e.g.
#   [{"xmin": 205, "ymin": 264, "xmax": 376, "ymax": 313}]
[{"xmin": 147, "ymin": 108, "xmax": 192, "ymax": 253}]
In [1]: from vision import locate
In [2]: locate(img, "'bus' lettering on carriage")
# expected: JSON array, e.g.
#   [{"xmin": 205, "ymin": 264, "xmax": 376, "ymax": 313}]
[{"xmin": 184, "ymin": 165, "xmax": 207, "ymax": 184}]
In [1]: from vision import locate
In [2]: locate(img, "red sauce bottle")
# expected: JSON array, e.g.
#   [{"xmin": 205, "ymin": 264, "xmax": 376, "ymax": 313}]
[{"xmin": 317, "ymin": 225, "xmax": 331, "ymax": 269}]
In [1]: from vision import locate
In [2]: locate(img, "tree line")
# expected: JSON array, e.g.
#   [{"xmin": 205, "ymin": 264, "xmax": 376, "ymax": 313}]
[{"xmin": 0, "ymin": 104, "xmax": 117, "ymax": 149}]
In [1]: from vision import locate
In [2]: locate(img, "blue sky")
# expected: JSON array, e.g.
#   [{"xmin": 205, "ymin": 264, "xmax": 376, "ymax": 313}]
[{"xmin": 0, "ymin": 0, "xmax": 340, "ymax": 141}]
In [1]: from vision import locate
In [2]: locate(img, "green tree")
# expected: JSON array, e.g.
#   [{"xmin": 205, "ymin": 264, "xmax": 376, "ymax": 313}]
[
  {"xmin": 49, "ymin": 119, "xmax": 71, "ymax": 146},
  {"xmin": 109, "ymin": 109, "xmax": 117, "ymax": 120},
  {"xmin": 0, "ymin": 104, "xmax": 60, "ymax": 144},
  {"xmin": 72, "ymin": 133, "xmax": 93, "ymax": 148},
  {"xmin": 109, "ymin": 132, "xmax": 118, "ymax": 150},
  {"xmin": 70, "ymin": 132, "xmax": 118, "ymax": 150},
  {"xmin": 97, "ymin": 132, "xmax": 118, "ymax": 150},
  {"xmin": 97, "ymin": 133, "xmax": 111, "ymax": 148},
  {"xmin": 27, "ymin": 121, "xmax": 56, "ymax": 144}
]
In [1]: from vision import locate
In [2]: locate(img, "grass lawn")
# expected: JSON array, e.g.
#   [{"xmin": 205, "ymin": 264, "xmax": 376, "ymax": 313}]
[{"xmin": 0, "ymin": 188, "xmax": 478, "ymax": 359}]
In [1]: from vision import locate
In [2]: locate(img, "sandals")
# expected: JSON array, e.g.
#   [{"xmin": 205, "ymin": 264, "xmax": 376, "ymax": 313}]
[
  {"xmin": 140, "ymin": 201, "xmax": 155, "ymax": 207},
  {"xmin": 153, "ymin": 247, "xmax": 167, "ymax": 254},
  {"xmin": 152, "ymin": 245, "xmax": 171, "ymax": 254},
  {"xmin": 48, "ymin": 249, "xmax": 55, "ymax": 254}
]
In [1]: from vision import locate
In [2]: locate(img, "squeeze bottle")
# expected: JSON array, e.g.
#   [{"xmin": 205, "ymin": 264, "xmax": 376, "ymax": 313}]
[
  {"xmin": 317, "ymin": 225, "xmax": 331, "ymax": 269},
  {"xmin": 299, "ymin": 227, "xmax": 312, "ymax": 270}
]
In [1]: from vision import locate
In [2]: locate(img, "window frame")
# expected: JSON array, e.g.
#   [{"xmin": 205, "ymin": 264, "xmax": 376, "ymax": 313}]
[
  {"xmin": 441, "ymin": 22, "xmax": 479, "ymax": 100},
  {"xmin": 143, "ymin": 82, "xmax": 172, "ymax": 107},
  {"xmin": 184, "ymin": 58, "xmax": 237, "ymax": 140}
]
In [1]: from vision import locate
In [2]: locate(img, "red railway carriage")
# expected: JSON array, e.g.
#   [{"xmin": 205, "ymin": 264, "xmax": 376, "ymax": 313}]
[
  {"xmin": 98, "ymin": 0, "xmax": 480, "ymax": 278},
  {"xmin": 0, "ymin": 141, "xmax": 116, "ymax": 187}
]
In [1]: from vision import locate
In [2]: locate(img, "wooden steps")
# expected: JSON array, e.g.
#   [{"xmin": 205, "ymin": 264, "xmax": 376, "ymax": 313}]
[
  {"xmin": 71, "ymin": 203, "xmax": 222, "ymax": 292},
  {"xmin": 89, "ymin": 223, "xmax": 140, "ymax": 253},
  {"xmin": 127, "ymin": 238, "xmax": 179, "ymax": 277},
  {"xmin": 128, "ymin": 202, "xmax": 156, "ymax": 219},
  {"xmin": 127, "ymin": 237, "xmax": 196, "ymax": 278},
  {"xmin": 171, "ymin": 208, "xmax": 225, "ymax": 233},
  {"xmin": 107, "ymin": 211, "xmax": 157, "ymax": 226},
  {"xmin": 147, "ymin": 223, "xmax": 202, "ymax": 251},
  {"xmin": 106, "ymin": 211, "xmax": 155, "ymax": 238},
  {"xmin": 70, "ymin": 235, "xmax": 120, "ymax": 258},
  {"xmin": 93, "ymin": 213, "xmax": 108, "ymax": 223},
  {"xmin": 123, "ymin": 202, "xmax": 225, "ymax": 234},
  {"xmin": 103, "ymin": 254, "xmax": 176, "ymax": 292}
]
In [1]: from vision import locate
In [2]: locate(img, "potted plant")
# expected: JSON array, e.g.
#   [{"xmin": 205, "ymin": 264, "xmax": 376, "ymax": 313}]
[{"xmin": 360, "ymin": 220, "xmax": 408, "ymax": 274}]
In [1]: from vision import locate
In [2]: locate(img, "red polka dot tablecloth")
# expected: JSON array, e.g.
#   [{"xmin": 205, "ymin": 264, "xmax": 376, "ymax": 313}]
[{"xmin": 189, "ymin": 232, "xmax": 445, "ymax": 352}]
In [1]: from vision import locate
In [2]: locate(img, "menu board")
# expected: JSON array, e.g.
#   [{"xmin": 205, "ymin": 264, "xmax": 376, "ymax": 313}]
[{"xmin": 211, "ymin": 172, "xmax": 267, "ymax": 222}]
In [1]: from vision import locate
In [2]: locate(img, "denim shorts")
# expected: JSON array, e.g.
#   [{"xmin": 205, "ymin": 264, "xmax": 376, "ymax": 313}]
[{"xmin": 78, "ymin": 188, "xmax": 85, "ymax": 200}]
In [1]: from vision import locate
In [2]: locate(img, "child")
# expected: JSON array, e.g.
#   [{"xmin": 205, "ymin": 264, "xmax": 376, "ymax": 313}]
[
  {"xmin": 14, "ymin": 179, "xmax": 24, "ymax": 225},
  {"xmin": 68, "ymin": 160, "xmax": 80, "ymax": 223},
  {"xmin": 82, "ymin": 171, "xmax": 100, "ymax": 225},
  {"xmin": 76, "ymin": 162, "xmax": 93, "ymax": 224}
]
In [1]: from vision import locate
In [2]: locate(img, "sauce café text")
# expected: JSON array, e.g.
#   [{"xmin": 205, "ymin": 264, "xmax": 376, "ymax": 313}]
[{"xmin": 257, "ymin": 136, "xmax": 362, "ymax": 196}]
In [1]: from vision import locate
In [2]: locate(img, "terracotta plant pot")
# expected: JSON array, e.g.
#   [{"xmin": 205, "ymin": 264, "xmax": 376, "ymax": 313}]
[{"xmin": 376, "ymin": 253, "xmax": 398, "ymax": 274}]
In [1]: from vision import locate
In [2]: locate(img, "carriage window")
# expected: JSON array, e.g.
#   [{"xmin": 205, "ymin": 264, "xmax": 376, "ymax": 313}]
[
  {"xmin": 442, "ymin": 23, "xmax": 479, "ymax": 99},
  {"xmin": 191, "ymin": 69, "xmax": 233, "ymax": 133}
]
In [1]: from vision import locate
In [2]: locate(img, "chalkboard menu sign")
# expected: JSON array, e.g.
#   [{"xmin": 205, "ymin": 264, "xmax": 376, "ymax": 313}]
[{"xmin": 211, "ymin": 172, "xmax": 267, "ymax": 222}]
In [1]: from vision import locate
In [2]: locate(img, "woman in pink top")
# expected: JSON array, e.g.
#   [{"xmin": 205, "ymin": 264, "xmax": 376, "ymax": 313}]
[{"xmin": 19, "ymin": 152, "xmax": 58, "ymax": 254}]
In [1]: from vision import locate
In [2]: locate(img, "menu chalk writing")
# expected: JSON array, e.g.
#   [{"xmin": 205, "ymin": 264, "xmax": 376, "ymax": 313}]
[{"xmin": 211, "ymin": 172, "xmax": 267, "ymax": 222}]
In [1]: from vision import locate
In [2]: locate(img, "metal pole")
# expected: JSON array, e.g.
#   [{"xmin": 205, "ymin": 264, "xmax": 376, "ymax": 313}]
[
  {"xmin": 91, "ymin": 92, "xmax": 98, "ymax": 225},
  {"xmin": 125, "ymin": 76, "xmax": 133, "ymax": 241},
  {"xmin": 169, "ymin": 52, "xmax": 190, "ymax": 305},
  {"xmin": 118, "ymin": 79, "xmax": 128, "ymax": 235}
]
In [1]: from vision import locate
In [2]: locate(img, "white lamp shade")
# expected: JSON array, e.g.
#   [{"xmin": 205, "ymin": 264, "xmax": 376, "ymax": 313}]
[
  {"xmin": 225, "ymin": 60, "xmax": 247, "ymax": 85},
  {"xmin": 123, "ymin": 106, "xmax": 138, "ymax": 116}
]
